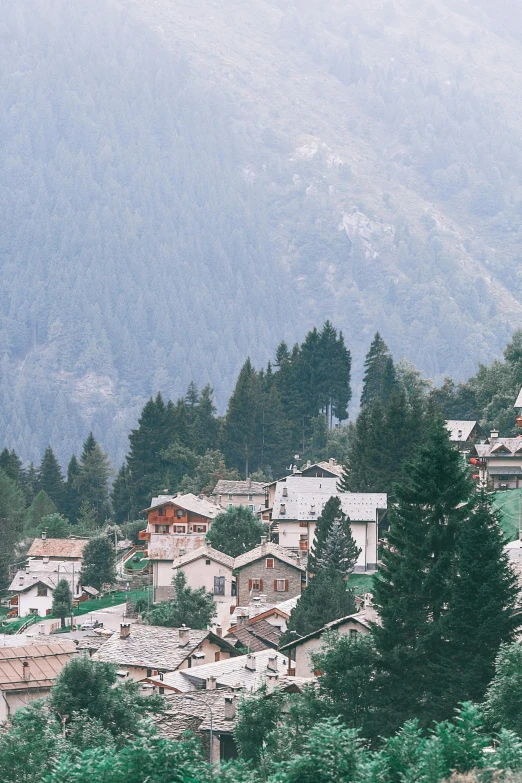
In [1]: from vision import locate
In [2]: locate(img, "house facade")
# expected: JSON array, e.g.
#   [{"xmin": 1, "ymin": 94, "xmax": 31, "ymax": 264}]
[
  {"xmin": 234, "ymin": 540, "xmax": 305, "ymax": 607},
  {"xmin": 211, "ymin": 480, "xmax": 265, "ymax": 513},
  {"xmin": 141, "ymin": 494, "xmax": 220, "ymax": 539},
  {"xmin": 445, "ymin": 420, "xmax": 482, "ymax": 446},
  {"xmin": 8, "ymin": 562, "xmax": 92, "ymax": 618},
  {"xmin": 172, "ymin": 546, "xmax": 235, "ymax": 605},
  {"xmin": 279, "ymin": 609, "xmax": 375, "ymax": 678},
  {"xmin": 470, "ymin": 434, "xmax": 522, "ymax": 489},
  {"xmin": 270, "ymin": 475, "xmax": 386, "ymax": 571}
]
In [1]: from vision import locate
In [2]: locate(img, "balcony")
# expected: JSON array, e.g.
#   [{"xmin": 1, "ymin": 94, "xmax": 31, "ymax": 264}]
[{"xmin": 138, "ymin": 530, "xmax": 151, "ymax": 541}]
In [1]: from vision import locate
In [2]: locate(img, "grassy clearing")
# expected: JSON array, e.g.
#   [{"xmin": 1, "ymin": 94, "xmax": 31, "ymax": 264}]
[
  {"xmin": 124, "ymin": 552, "xmax": 150, "ymax": 573},
  {"xmin": 491, "ymin": 489, "xmax": 522, "ymax": 542},
  {"xmin": 347, "ymin": 573, "xmax": 374, "ymax": 595}
]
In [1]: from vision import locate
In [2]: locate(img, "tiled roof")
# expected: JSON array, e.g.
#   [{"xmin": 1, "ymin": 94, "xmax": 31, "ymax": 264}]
[
  {"xmin": 234, "ymin": 543, "xmax": 305, "ymax": 571},
  {"xmin": 272, "ymin": 476, "xmax": 387, "ymax": 521},
  {"xmin": 211, "ymin": 480, "xmax": 266, "ymax": 496},
  {"xmin": 247, "ymin": 619, "xmax": 282, "ymax": 646},
  {"xmin": 0, "ymin": 641, "xmax": 76, "ymax": 690},
  {"xmin": 143, "ymin": 494, "xmax": 220, "ymax": 518},
  {"xmin": 156, "ymin": 688, "xmax": 239, "ymax": 737},
  {"xmin": 225, "ymin": 626, "xmax": 271, "ymax": 652},
  {"xmin": 147, "ymin": 534, "xmax": 208, "ymax": 561},
  {"xmin": 229, "ymin": 596, "xmax": 299, "ymax": 624},
  {"xmin": 93, "ymin": 625, "xmax": 210, "ymax": 671},
  {"xmin": 279, "ymin": 611, "xmax": 375, "ymax": 651},
  {"xmin": 9, "ymin": 568, "xmax": 79, "ymax": 595},
  {"xmin": 445, "ymin": 420, "xmax": 479, "ymax": 441},
  {"xmin": 27, "ymin": 538, "xmax": 88, "ymax": 559},
  {"xmin": 161, "ymin": 649, "xmax": 288, "ymax": 693},
  {"xmin": 172, "ymin": 545, "xmax": 234, "ymax": 570}
]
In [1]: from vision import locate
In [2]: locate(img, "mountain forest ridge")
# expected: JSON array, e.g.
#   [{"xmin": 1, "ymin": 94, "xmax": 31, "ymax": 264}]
[{"xmin": 3, "ymin": 0, "xmax": 522, "ymax": 463}]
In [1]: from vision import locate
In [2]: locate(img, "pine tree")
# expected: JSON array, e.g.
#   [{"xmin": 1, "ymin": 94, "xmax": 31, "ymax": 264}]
[
  {"xmin": 0, "ymin": 448, "xmax": 23, "ymax": 486},
  {"xmin": 127, "ymin": 393, "xmax": 172, "ymax": 514},
  {"xmin": 52, "ymin": 578, "xmax": 72, "ymax": 629},
  {"xmin": 222, "ymin": 359, "xmax": 262, "ymax": 477},
  {"xmin": 360, "ymin": 333, "xmax": 396, "ymax": 407},
  {"xmin": 75, "ymin": 435, "xmax": 112, "ymax": 526},
  {"xmin": 65, "ymin": 456, "xmax": 81, "ymax": 524},
  {"xmin": 82, "ymin": 536, "xmax": 116, "ymax": 590},
  {"xmin": 372, "ymin": 417, "xmax": 472, "ymax": 733},
  {"xmin": 193, "ymin": 385, "xmax": 219, "ymax": 454},
  {"xmin": 338, "ymin": 401, "xmax": 386, "ymax": 492},
  {"xmin": 111, "ymin": 463, "xmax": 132, "ymax": 524},
  {"xmin": 308, "ymin": 496, "xmax": 361, "ymax": 577},
  {"xmin": 77, "ymin": 500, "xmax": 98, "ymax": 533},
  {"xmin": 0, "ymin": 468, "xmax": 25, "ymax": 589},
  {"xmin": 25, "ymin": 490, "xmax": 57, "ymax": 532},
  {"xmin": 39, "ymin": 446, "xmax": 65, "ymax": 513},
  {"xmin": 436, "ymin": 492, "xmax": 520, "ymax": 712},
  {"xmin": 280, "ymin": 567, "xmax": 357, "ymax": 643}
]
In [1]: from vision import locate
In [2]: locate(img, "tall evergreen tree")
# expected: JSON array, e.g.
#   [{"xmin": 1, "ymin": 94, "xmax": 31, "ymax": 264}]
[
  {"xmin": 127, "ymin": 393, "xmax": 172, "ymax": 514},
  {"xmin": 222, "ymin": 358, "xmax": 262, "ymax": 477},
  {"xmin": 193, "ymin": 384, "xmax": 219, "ymax": 454},
  {"xmin": 308, "ymin": 496, "xmax": 361, "ymax": 577},
  {"xmin": 436, "ymin": 492, "xmax": 519, "ymax": 712},
  {"xmin": 75, "ymin": 435, "xmax": 112, "ymax": 526},
  {"xmin": 360, "ymin": 333, "xmax": 396, "ymax": 408},
  {"xmin": 111, "ymin": 463, "xmax": 132, "ymax": 524},
  {"xmin": 82, "ymin": 536, "xmax": 116, "ymax": 590},
  {"xmin": 39, "ymin": 446, "xmax": 65, "ymax": 513},
  {"xmin": 52, "ymin": 579, "xmax": 72, "ymax": 629},
  {"xmin": 318, "ymin": 321, "xmax": 352, "ymax": 426},
  {"xmin": 25, "ymin": 490, "xmax": 57, "ymax": 532},
  {"xmin": 65, "ymin": 455, "xmax": 81, "ymax": 524},
  {"xmin": 372, "ymin": 417, "xmax": 472, "ymax": 733},
  {"xmin": 0, "ymin": 468, "xmax": 25, "ymax": 589},
  {"xmin": 0, "ymin": 448, "xmax": 23, "ymax": 487}
]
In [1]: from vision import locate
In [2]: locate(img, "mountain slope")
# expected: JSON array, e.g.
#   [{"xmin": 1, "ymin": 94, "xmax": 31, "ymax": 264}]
[{"xmin": 2, "ymin": 0, "xmax": 522, "ymax": 463}]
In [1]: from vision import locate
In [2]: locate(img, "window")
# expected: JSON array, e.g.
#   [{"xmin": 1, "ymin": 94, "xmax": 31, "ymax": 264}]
[
  {"xmin": 158, "ymin": 507, "xmax": 166, "ymax": 517},
  {"xmin": 206, "ymin": 559, "xmax": 211, "ymax": 565},
  {"xmin": 266, "ymin": 558, "xmax": 274, "ymax": 569},
  {"xmin": 176, "ymin": 509, "xmax": 185, "ymax": 518},
  {"xmin": 349, "ymin": 629, "xmax": 358, "ymax": 638},
  {"xmin": 248, "ymin": 494, "xmax": 253, "ymax": 501},
  {"xmin": 193, "ymin": 524, "xmax": 206, "ymax": 533},
  {"xmin": 159, "ymin": 687, "xmax": 164, "ymax": 695},
  {"xmin": 232, "ymin": 581, "xmax": 237, "ymax": 596},
  {"xmin": 214, "ymin": 576, "xmax": 225, "ymax": 596},
  {"xmin": 173, "ymin": 525, "xmax": 185, "ymax": 533},
  {"xmin": 299, "ymin": 521, "xmax": 308, "ymax": 527},
  {"xmin": 249, "ymin": 578, "xmax": 262, "ymax": 591},
  {"xmin": 37, "ymin": 585, "xmax": 47, "ymax": 597},
  {"xmin": 215, "ymin": 652, "xmax": 221, "ymax": 662},
  {"xmin": 248, "ymin": 504, "xmax": 255, "ymax": 511},
  {"xmin": 299, "ymin": 534, "xmax": 308, "ymax": 551},
  {"xmin": 280, "ymin": 504, "xmax": 286, "ymax": 514},
  {"xmin": 228, "ymin": 493, "xmax": 233, "ymax": 500},
  {"xmin": 282, "ymin": 487, "xmax": 288, "ymax": 497},
  {"xmin": 228, "ymin": 503, "xmax": 234, "ymax": 509},
  {"xmin": 29, "ymin": 608, "xmax": 38, "ymax": 615},
  {"xmin": 146, "ymin": 668, "xmax": 152, "ymax": 678},
  {"xmin": 274, "ymin": 579, "xmax": 288, "ymax": 592}
]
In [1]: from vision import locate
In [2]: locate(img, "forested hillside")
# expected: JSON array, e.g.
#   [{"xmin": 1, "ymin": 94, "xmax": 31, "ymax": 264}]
[{"xmin": 4, "ymin": 0, "xmax": 522, "ymax": 463}]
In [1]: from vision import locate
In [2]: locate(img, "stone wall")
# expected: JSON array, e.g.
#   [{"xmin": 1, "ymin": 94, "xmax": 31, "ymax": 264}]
[{"xmin": 236, "ymin": 557, "xmax": 302, "ymax": 606}]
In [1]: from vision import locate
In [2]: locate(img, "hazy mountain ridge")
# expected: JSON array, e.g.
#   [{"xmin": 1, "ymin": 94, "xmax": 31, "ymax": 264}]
[{"xmin": 3, "ymin": 0, "xmax": 522, "ymax": 463}]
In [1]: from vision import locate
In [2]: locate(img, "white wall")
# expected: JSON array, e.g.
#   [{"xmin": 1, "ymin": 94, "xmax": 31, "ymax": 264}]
[
  {"xmin": 18, "ymin": 585, "xmax": 53, "ymax": 618},
  {"xmin": 178, "ymin": 559, "xmax": 234, "ymax": 602},
  {"xmin": 294, "ymin": 619, "xmax": 370, "ymax": 677},
  {"xmin": 278, "ymin": 520, "xmax": 377, "ymax": 571}
]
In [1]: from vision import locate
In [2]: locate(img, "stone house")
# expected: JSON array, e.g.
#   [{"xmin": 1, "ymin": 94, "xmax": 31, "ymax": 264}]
[
  {"xmin": 211, "ymin": 479, "xmax": 266, "ymax": 513},
  {"xmin": 234, "ymin": 540, "xmax": 305, "ymax": 607}
]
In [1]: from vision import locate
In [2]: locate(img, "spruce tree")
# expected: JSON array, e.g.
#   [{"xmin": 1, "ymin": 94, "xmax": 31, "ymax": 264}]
[
  {"xmin": 82, "ymin": 536, "xmax": 116, "ymax": 590},
  {"xmin": 360, "ymin": 333, "xmax": 396, "ymax": 407},
  {"xmin": 222, "ymin": 358, "xmax": 262, "ymax": 477},
  {"xmin": 308, "ymin": 496, "xmax": 361, "ymax": 577},
  {"xmin": 436, "ymin": 492, "xmax": 519, "ymax": 712},
  {"xmin": 280, "ymin": 567, "xmax": 357, "ymax": 643},
  {"xmin": 25, "ymin": 490, "xmax": 57, "ymax": 531},
  {"xmin": 0, "ymin": 448, "xmax": 23, "ymax": 486},
  {"xmin": 65, "ymin": 455, "xmax": 81, "ymax": 524},
  {"xmin": 52, "ymin": 578, "xmax": 72, "ymax": 629},
  {"xmin": 338, "ymin": 402, "xmax": 385, "ymax": 492},
  {"xmin": 127, "ymin": 393, "xmax": 172, "ymax": 514},
  {"xmin": 193, "ymin": 385, "xmax": 219, "ymax": 454},
  {"xmin": 39, "ymin": 446, "xmax": 66, "ymax": 513},
  {"xmin": 111, "ymin": 463, "xmax": 132, "ymax": 524},
  {"xmin": 76, "ymin": 435, "xmax": 112, "ymax": 526},
  {"xmin": 372, "ymin": 416, "xmax": 472, "ymax": 733}
]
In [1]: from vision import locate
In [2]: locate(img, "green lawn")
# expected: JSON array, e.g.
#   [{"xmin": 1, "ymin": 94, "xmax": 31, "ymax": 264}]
[
  {"xmin": 492, "ymin": 489, "xmax": 522, "ymax": 542},
  {"xmin": 347, "ymin": 573, "xmax": 374, "ymax": 595},
  {"xmin": 124, "ymin": 552, "xmax": 150, "ymax": 573}
]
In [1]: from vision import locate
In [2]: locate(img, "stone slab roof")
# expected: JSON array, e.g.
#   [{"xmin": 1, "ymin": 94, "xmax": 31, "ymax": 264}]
[
  {"xmin": 93, "ymin": 625, "xmax": 210, "ymax": 671},
  {"xmin": 211, "ymin": 480, "xmax": 266, "ymax": 496},
  {"xmin": 0, "ymin": 641, "xmax": 76, "ymax": 690},
  {"xmin": 161, "ymin": 649, "xmax": 288, "ymax": 693},
  {"xmin": 272, "ymin": 476, "xmax": 386, "ymax": 521},
  {"xmin": 172, "ymin": 545, "xmax": 234, "ymax": 570},
  {"xmin": 234, "ymin": 543, "xmax": 305, "ymax": 572},
  {"xmin": 143, "ymin": 493, "xmax": 220, "ymax": 518},
  {"xmin": 445, "ymin": 420, "xmax": 479, "ymax": 441},
  {"xmin": 474, "ymin": 439, "xmax": 522, "ymax": 457},
  {"xmin": 279, "ymin": 611, "xmax": 375, "ymax": 652},
  {"xmin": 225, "ymin": 626, "xmax": 271, "ymax": 652},
  {"xmin": 27, "ymin": 538, "xmax": 88, "ymax": 559}
]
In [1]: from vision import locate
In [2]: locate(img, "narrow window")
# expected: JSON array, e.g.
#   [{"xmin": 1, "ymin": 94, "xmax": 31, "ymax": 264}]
[
  {"xmin": 214, "ymin": 576, "xmax": 225, "ymax": 596},
  {"xmin": 266, "ymin": 558, "xmax": 274, "ymax": 569}
]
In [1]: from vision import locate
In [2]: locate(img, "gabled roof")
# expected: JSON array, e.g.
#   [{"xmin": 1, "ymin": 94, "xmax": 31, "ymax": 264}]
[
  {"xmin": 0, "ymin": 641, "xmax": 76, "ymax": 690},
  {"xmin": 225, "ymin": 626, "xmax": 271, "ymax": 652},
  {"xmin": 234, "ymin": 543, "xmax": 305, "ymax": 572},
  {"xmin": 27, "ymin": 538, "xmax": 88, "ymax": 559},
  {"xmin": 143, "ymin": 493, "xmax": 220, "ymax": 518},
  {"xmin": 301, "ymin": 460, "xmax": 344, "ymax": 478},
  {"xmin": 148, "ymin": 534, "xmax": 208, "ymax": 561},
  {"xmin": 445, "ymin": 420, "xmax": 479, "ymax": 442},
  {"xmin": 472, "ymin": 438, "xmax": 522, "ymax": 458},
  {"xmin": 278, "ymin": 611, "xmax": 374, "ymax": 652},
  {"xmin": 172, "ymin": 545, "xmax": 234, "ymax": 570},
  {"xmin": 93, "ymin": 625, "xmax": 237, "ymax": 672},
  {"xmin": 271, "ymin": 476, "xmax": 387, "ymax": 521},
  {"xmin": 211, "ymin": 480, "xmax": 265, "ymax": 496}
]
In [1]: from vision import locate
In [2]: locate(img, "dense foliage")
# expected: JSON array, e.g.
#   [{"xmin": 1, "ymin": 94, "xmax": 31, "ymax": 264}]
[
  {"xmin": 206, "ymin": 506, "xmax": 267, "ymax": 558},
  {"xmin": 144, "ymin": 571, "xmax": 216, "ymax": 629}
]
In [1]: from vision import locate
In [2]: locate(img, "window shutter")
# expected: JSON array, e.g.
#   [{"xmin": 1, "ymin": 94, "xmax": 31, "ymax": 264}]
[
  {"xmin": 259, "ymin": 579, "xmax": 263, "ymax": 591},
  {"xmin": 284, "ymin": 580, "xmax": 289, "ymax": 591},
  {"xmin": 248, "ymin": 579, "xmax": 253, "ymax": 591},
  {"xmin": 274, "ymin": 580, "xmax": 278, "ymax": 591}
]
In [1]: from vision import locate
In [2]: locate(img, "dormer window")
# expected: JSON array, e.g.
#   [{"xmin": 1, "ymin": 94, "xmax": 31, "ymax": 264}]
[
  {"xmin": 280, "ymin": 504, "xmax": 286, "ymax": 515},
  {"xmin": 282, "ymin": 487, "xmax": 288, "ymax": 497}
]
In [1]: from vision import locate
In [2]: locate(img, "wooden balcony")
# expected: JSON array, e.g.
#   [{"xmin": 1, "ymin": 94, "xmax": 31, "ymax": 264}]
[{"xmin": 138, "ymin": 530, "xmax": 151, "ymax": 541}]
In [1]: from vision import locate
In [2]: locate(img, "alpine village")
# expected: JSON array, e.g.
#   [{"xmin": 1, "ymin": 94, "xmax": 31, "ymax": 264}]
[{"xmin": 3, "ymin": 327, "xmax": 522, "ymax": 782}]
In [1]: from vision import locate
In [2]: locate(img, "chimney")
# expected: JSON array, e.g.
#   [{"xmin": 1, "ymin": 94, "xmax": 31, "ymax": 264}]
[
  {"xmin": 236, "ymin": 612, "xmax": 249, "ymax": 627},
  {"xmin": 259, "ymin": 594, "xmax": 267, "ymax": 603},
  {"xmin": 41, "ymin": 531, "xmax": 47, "ymax": 541},
  {"xmin": 245, "ymin": 654, "xmax": 256, "ymax": 671},
  {"xmin": 306, "ymin": 460, "xmax": 311, "ymax": 468},
  {"xmin": 120, "ymin": 623, "xmax": 131, "ymax": 639},
  {"xmin": 178, "ymin": 624, "xmax": 190, "ymax": 646},
  {"xmin": 491, "ymin": 430, "xmax": 499, "ymax": 439},
  {"xmin": 329, "ymin": 458, "xmax": 336, "ymax": 466},
  {"xmin": 224, "ymin": 695, "xmax": 237, "ymax": 721},
  {"xmin": 267, "ymin": 655, "xmax": 278, "ymax": 673},
  {"xmin": 266, "ymin": 671, "xmax": 279, "ymax": 693},
  {"xmin": 260, "ymin": 535, "xmax": 267, "ymax": 545},
  {"xmin": 22, "ymin": 661, "xmax": 30, "ymax": 681},
  {"xmin": 206, "ymin": 676, "xmax": 217, "ymax": 691},
  {"xmin": 215, "ymin": 625, "xmax": 223, "ymax": 638}
]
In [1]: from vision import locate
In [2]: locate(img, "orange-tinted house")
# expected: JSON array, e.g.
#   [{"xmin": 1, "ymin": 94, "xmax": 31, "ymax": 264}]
[{"xmin": 140, "ymin": 494, "xmax": 221, "ymax": 541}]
